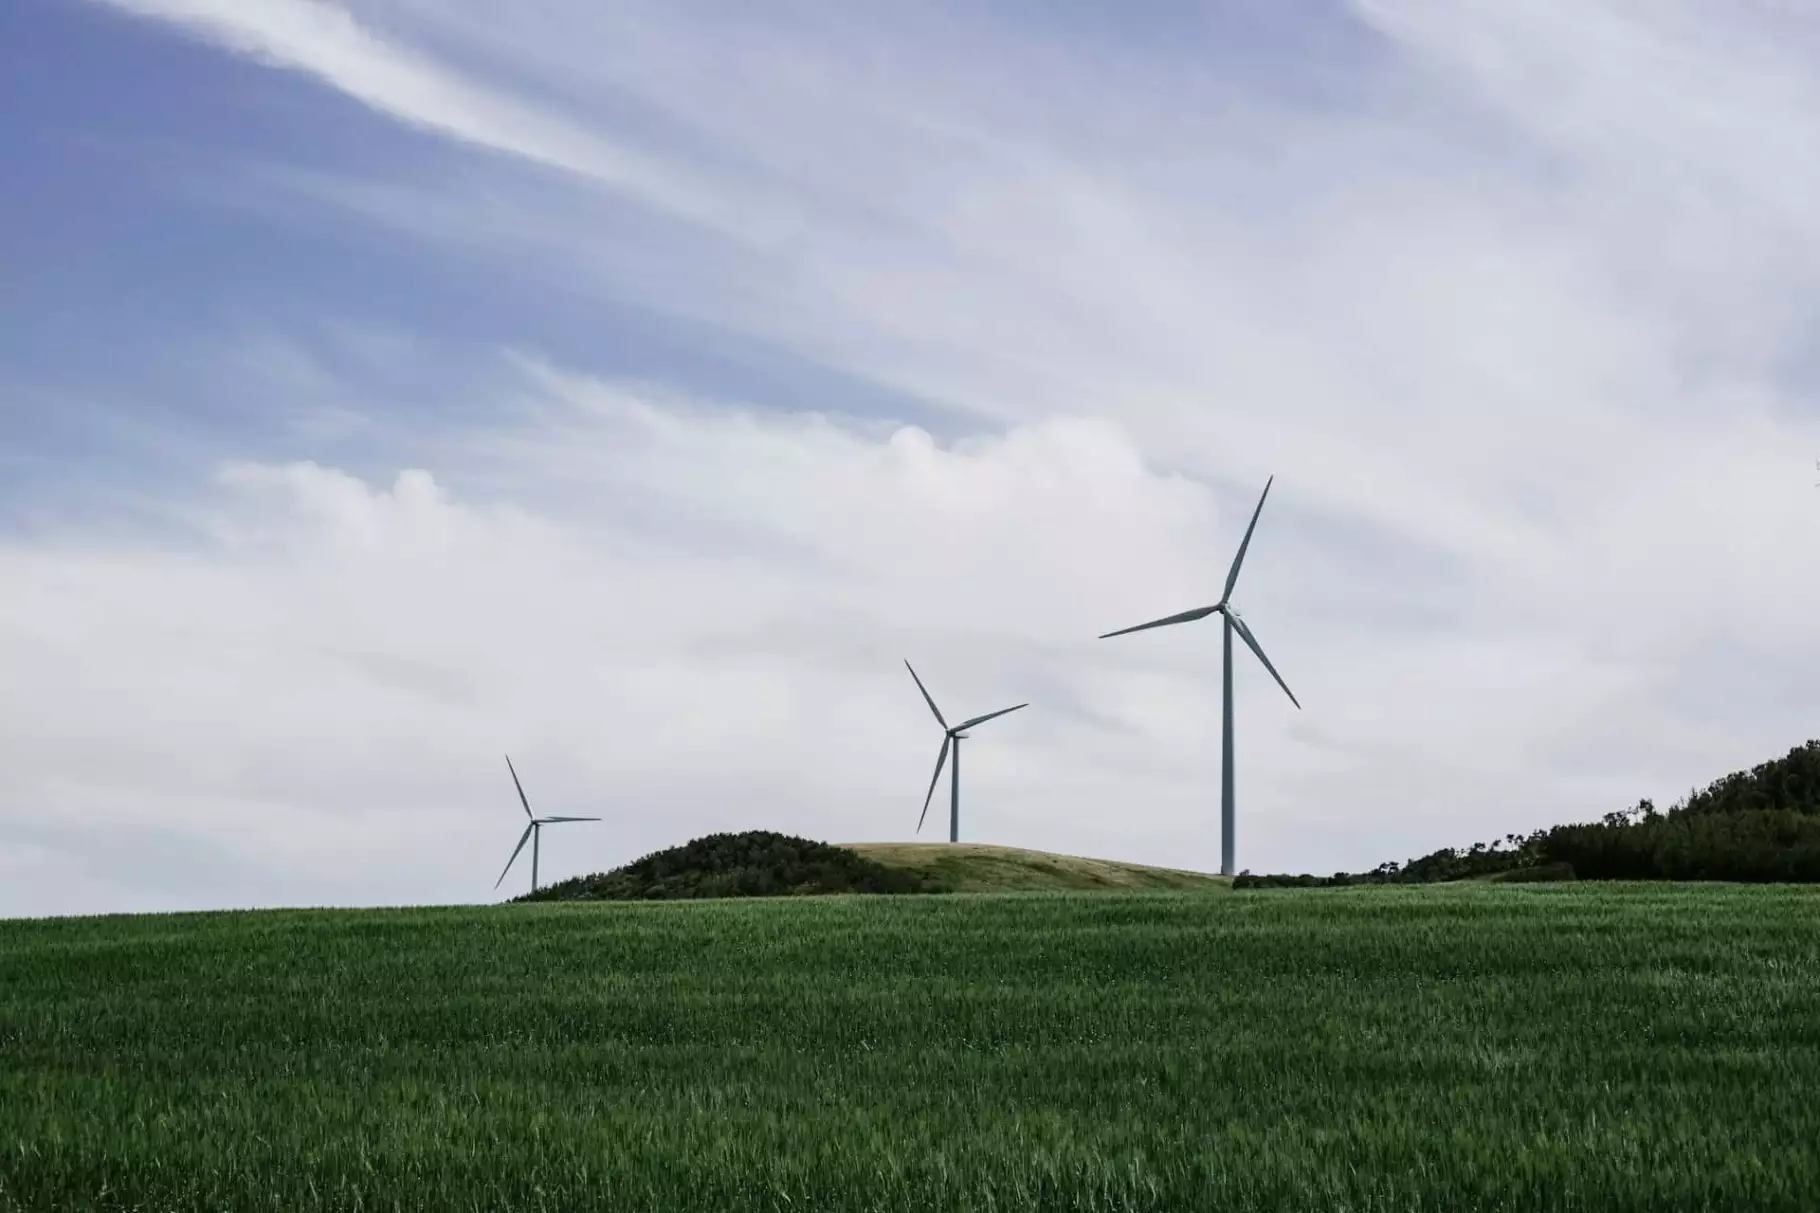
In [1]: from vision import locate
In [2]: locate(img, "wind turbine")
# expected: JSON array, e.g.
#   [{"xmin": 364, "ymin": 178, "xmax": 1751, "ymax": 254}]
[
  {"xmin": 905, "ymin": 661, "xmax": 1027, "ymax": 843},
  {"xmin": 495, "ymin": 755, "xmax": 599, "ymax": 894},
  {"xmin": 1098, "ymin": 475, "xmax": 1299, "ymax": 876}
]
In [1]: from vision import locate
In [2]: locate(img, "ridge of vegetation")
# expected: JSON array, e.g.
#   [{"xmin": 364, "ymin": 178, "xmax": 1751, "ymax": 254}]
[
  {"xmin": 529, "ymin": 742, "xmax": 1820, "ymax": 900},
  {"xmin": 1238, "ymin": 739, "xmax": 1820, "ymax": 888}
]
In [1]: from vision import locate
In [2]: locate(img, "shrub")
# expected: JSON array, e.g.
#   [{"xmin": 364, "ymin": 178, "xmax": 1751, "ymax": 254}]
[
  {"xmin": 518, "ymin": 831, "xmax": 934, "ymax": 902},
  {"xmin": 1486, "ymin": 861, "xmax": 1576, "ymax": 883}
]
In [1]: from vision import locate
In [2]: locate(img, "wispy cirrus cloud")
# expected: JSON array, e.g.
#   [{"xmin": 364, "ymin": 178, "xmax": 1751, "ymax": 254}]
[{"xmin": 96, "ymin": 0, "xmax": 738, "ymax": 229}]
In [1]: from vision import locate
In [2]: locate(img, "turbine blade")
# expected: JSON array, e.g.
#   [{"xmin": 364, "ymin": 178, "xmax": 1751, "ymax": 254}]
[
  {"xmin": 1230, "ymin": 613, "xmax": 1300, "ymax": 709},
  {"xmin": 916, "ymin": 735, "xmax": 952, "ymax": 834},
  {"xmin": 494, "ymin": 823, "xmax": 535, "ymax": 889},
  {"xmin": 1098, "ymin": 605, "xmax": 1218, "ymax": 639},
  {"xmin": 505, "ymin": 754, "xmax": 533, "ymax": 819},
  {"xmin": 1221, "ymin": 475, "xmax": 1275, "ymax": 605},
  {"xmin": 539, "ymin": 816, "xmax": 600, "ymax": 823},
  {"xmin": 904, "ymin": 661, "xmax": 948, "ymax": 729},
  {"xmin": 955, "ymin": 703, "xmax": 1028, "ymax": 731}
]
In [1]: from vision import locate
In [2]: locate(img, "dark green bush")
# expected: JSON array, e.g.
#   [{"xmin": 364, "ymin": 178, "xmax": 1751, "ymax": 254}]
[
  {"xmin": 1486, "ymin": 861, "xmax": 1576, "ymax": 883},
  {"xmin": 1540, "ymin": 809, "xmax": 1820, "ymax": 882},
  {"xmin": 517, "ymin": 831, "xmax": 934, "ymax": 902}
]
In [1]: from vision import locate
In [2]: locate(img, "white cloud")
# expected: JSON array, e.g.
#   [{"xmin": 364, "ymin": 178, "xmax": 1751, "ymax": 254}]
[
  {"xmin": 10, "ymin": 0, "xmax": 1820, "ymax": 913},
  {"xmin": 0, "ymin": 387, "xmax": 1285, "ymax": 914}
]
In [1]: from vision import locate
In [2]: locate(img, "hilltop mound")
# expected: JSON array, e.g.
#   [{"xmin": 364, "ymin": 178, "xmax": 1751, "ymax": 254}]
[
  {"xmin": 846, "ymin": 842, "xmax": 1227, "ymax": 893},
  {"xmin": 517, "ymin": 831, "xmax": 930, "ymax": 902},
  {"xmin": 520, "ymin": 835, "xmax": 1228, "ymax": 902}
]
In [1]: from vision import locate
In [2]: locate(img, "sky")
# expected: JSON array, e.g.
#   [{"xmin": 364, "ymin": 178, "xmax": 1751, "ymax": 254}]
[{"xmin": 3, "ymin": 0, "xmax": 1818, "ymax": 918}]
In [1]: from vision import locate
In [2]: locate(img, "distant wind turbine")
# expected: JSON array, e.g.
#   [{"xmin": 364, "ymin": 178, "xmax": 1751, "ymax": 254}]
[
  {"xmin": 905, "ymin": 661, "xmax": 1027, "ymax": 843},
  {"xmin": 496, "ymin": 755, "xmax": 599, "ymax": 894},
  {"xmin": 1098, "ymin": 475, "xmax": 1300, "ymax": 876}
]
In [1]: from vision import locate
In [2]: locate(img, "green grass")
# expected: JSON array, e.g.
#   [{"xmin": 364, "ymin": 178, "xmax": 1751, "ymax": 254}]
[
  {"xmin": 843, "ymin": 841, "xmax": 1230, "ymax": 892},
  {"xmin": 4, "ymin": 884, "xmax": 1819, "ymax": 1211}
]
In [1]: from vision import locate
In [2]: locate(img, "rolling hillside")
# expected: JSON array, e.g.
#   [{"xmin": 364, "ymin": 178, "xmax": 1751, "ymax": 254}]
[{"xmin": 5, "ymin": 886, "xmax": 1818, "ymax": 1210}]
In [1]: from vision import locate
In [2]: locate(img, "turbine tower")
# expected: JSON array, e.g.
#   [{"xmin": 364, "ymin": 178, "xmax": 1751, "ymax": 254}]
[
  {"xmin": 1098, "ymin": 475, "xmax": 1299, "ymax": 876},
  {"xmin": 496, "ymin": 754, "xmax": 599, "ymax": 894},
  {"xmin": 904, "ymin": 661, "xmax": 1027, "ymax": 843}
]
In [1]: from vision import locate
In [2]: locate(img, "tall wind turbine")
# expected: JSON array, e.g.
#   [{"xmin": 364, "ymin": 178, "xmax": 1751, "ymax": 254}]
[
  {"xmin": 1098, "ymin": 476, "xmax": 1299, "ymax": 876},
  {"xmin": 905, "ymin": 661, "xmax": 1027, "ymax": 843},
  {"xmin": 496, "ymin": 755, "xmax": 599, "ymax": 894}
]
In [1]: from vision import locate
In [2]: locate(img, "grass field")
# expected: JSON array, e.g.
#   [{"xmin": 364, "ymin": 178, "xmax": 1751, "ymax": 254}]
[
  {"xmin": 844, "ymin": 841, "xmax": 1230, "ymax": 891},
  {"xmin": 4, "ymin": 884, "xmax": 1819, "ymax": 1211}
]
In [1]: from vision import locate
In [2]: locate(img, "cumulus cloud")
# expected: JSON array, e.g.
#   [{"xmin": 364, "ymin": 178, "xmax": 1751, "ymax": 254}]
[
  {"xmin": 0, "ymin": 383, "xmax": 1276, "ymax": 915},
  {"xmin": 9, "ymin": 0, "xmax": 1819, "ymax": 914}
]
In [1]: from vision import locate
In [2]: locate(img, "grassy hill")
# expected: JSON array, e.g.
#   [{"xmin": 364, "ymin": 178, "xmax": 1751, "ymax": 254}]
[
  {"xmin": 521, "ymin": 833, "xmax": 1226, "ymax": 901},
  {"xmin": 844, "ymin": 841, "xmax": 1229, "ymax": 892},
  {"xmin": 6, "ymin": 885, "xmax": 1819, "ymax": 1210}
]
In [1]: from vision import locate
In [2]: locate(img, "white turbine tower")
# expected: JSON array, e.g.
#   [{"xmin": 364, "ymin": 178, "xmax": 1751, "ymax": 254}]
[{"xmin": 1098, "ymin": 476, "xmax": 1299, "ymax": 876}]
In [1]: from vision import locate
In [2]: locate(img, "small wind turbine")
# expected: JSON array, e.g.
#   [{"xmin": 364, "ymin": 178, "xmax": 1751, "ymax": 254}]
[
  {"xmin": 905, "ymin": 661, "xmax": 1027, "ymax": 843},
  {"xmin": 495, "ymin": 754, "xmax": 598, "ymax": 894},
  {"xmin": 1098, "ymin": 475, "xmax": 1300, "ymax": 876}
]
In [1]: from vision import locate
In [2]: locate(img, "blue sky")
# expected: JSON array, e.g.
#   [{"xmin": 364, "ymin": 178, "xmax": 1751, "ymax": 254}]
[{"xmin": 3, "ymin": 0, "xmax": 1818, "ymax": 916}]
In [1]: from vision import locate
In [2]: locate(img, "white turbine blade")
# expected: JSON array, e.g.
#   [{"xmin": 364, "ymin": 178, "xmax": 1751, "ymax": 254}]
[
  {"xmin": 1220, "ymin": 476, "xmax": 1275, "ymax": 605},
  {"xmin": 1098, "ymin": 605, "xmax": 1219, "ymax": 639},
  {"xmin": 505, "ymin": 754, "xmax": 533, "ymax": 819},
  {"xmin": 904, "ymin": 661, "xmax": 948, "ymax": 728},
  {"xmin": 955, "ymin": 703, "xmax": 1028, "ymax": 731},
  {"xmin": 916, "ymin": 735, "xmax": 952, "ymax": 834},
  {"xmin": 494, "ymin": 823, "xmax": 535, "ymax": 889},
  {"xmin": 1230, "ymin": 613, "xmax": 1300, "ymax": 709},
  {"xmin": 539, "ymin": 816, "xmax": 600, "ymax": 823}
]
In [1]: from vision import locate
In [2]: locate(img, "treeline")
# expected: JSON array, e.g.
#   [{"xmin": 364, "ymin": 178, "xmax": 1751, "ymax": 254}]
[
  {"xmin": 1237, "ymin": 740, "xmax": 1820, "ymax": 888},
  {"xmin": 519, "ymin": 831, "xmax": 933, "ymax": 902}
]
